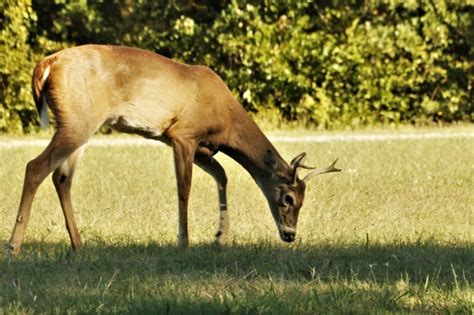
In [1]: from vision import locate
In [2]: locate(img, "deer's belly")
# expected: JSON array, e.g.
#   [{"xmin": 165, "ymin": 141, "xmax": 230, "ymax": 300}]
[{"xmin": 106, "ymin": 101, "xmax": 177, "ymax": 139}]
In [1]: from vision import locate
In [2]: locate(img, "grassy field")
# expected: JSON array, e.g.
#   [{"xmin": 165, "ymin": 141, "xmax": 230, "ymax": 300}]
[{"xmin": 0, "ymin": 128, "xmax": 472, "ymax": 314}]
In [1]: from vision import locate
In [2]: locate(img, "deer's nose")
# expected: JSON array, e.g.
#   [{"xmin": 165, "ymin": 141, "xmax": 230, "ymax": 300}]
[{"xmin": 281, "ymin": 231, "xmax": 296, "ymax": 242}]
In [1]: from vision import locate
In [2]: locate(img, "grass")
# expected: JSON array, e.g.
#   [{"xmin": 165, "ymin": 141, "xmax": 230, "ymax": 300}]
[{"xmin": 0, "ymin": 128, "xmax": 473, "ymax": 314}]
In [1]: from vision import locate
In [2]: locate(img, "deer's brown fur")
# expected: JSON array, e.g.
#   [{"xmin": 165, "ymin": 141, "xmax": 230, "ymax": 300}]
[{"xmin": 8, "ymin": 45, "xmax": 340, "ymax": 256}]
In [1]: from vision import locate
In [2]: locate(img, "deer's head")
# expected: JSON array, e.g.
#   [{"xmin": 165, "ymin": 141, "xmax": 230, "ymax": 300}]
[{"xmin": 263, "ymin": 151, "xmax": 341, "ymax": 243}]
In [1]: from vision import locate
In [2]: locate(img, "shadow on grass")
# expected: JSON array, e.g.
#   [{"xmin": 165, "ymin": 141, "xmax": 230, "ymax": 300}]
[
  {"xmin": 0, "ymin": 241, "xmax": 472, "ymax": 313},
  {"xmin": 2, "ymin": 240, "xmax": 472, "ymax": 285}
]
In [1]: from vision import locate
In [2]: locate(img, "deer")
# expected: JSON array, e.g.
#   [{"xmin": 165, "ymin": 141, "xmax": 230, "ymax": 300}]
[{"xmin": 7, "ymin": 45, "xmax": 340, "ymax": 256}]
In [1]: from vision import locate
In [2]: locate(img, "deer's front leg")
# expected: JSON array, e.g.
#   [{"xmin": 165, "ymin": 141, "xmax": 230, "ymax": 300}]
[
  {"xmin": 172, "ymin": 139, "xmax": 196, "ymax": 248},
  {"xmin": 194, "ymin": 155, "xmax": 229, "ymax": 246}
]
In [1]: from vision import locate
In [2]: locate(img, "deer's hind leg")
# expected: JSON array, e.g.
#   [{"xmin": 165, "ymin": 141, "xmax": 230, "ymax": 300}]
[
  {"xmin": 8, "ymin": 128, "xmax": 93, "ymax": 256},
  {"xmin": 52, "ymin": 145, "xmax": 85, "ymax": 252}
]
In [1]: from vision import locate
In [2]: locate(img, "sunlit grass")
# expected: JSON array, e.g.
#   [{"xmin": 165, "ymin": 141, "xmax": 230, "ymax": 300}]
[{"xmin": 0, "ymin": 128, "xmax": 472, "ymax": 313}]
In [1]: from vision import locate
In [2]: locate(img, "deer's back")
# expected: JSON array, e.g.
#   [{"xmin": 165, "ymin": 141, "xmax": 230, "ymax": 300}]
[{"xmin": 42, "ymin": 45, "xmax": 237, "ymax": 141}]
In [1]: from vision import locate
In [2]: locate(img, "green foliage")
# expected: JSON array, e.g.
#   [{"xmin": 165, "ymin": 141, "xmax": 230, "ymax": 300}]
[
  {"xmin": 0, "ymin": 0, "xmax": 38, "ymax": 133},
  {"xmin": 0, "ymin": 0, "xmax": 472, "ymax": 133},
  {"xmin": 212, "ymin": 0, "xmax": 473, "ymax": 128},
  {"xmin": 0, "ymin": 0, "xmax": 63, "ymax": 133}
]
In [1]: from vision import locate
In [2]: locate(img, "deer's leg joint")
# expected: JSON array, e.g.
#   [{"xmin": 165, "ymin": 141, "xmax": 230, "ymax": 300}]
[{"xmin": 59, "ymin": 174, "xmax": 67, "ymax": 183}]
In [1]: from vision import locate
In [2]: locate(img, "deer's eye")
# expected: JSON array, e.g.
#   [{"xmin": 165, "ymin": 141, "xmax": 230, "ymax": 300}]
[{"xmin": 282, "ymin": 193, "xmax": 295, "ymax": 207}]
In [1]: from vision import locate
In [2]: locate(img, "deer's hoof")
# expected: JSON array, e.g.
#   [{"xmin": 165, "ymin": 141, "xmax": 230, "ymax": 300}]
[
  {"xmin": 177, "ymin": 238, "xmax": 189, "ymax": 248},
  {"xmin": 214, "ymin": 231, "xmax": 228, "ymax": 247},
  {"xmin": 5, "ymin": 242, "xmax": 19, "ymax": 258}
]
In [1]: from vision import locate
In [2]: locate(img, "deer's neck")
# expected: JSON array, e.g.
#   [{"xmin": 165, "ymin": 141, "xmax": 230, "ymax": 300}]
[{"xmin": 220, "ymin": 107, "xmax": 288, "ymax": 187}]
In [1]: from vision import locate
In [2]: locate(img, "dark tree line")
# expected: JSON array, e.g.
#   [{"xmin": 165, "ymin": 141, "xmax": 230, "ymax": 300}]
[{"xmin": 1, "ymin": 0, "xmax": 472, "ymax": 133}]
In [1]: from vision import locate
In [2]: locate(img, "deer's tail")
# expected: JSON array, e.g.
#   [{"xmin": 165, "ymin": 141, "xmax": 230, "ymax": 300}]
[{"xmin": 32, "ymin": 57, "xmax": 56, "ymax": 129}]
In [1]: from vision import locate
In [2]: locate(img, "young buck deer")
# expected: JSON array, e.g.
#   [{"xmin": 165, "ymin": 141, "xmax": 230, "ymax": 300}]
[{"xmin": 7, "ymin": 45, "xmax": 340, "ymax": 256}]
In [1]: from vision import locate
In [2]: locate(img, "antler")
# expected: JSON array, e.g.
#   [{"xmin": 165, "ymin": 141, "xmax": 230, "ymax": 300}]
[
  {"xmin": 302, "ymin": 158, "xmax": 341, "ymax": 182},
  {"xmin": 291, "ymin": 152, "xmax": 316, "ymax": 184},
  {"xmin": 291, "ymin": 152, "xmax": 317, "ymax": 169}
]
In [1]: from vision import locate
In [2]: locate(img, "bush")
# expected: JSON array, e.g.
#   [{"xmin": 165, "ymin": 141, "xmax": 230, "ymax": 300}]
[
  {"xmin": 0, "ymin": 0, "xmax": 38, "ymax": 133},
  {"xmin": 211, "ymin": 0, "xmax": 473, "ymax": 128},
  {"xmin": 0, "ymin": 0, "xmax": 472, "ymax": 133}
]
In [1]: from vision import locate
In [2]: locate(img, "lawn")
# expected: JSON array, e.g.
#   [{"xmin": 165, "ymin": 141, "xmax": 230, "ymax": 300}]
[{"xmin": 0, "ymin": 128, "xmax": 472, "ymax": 314}]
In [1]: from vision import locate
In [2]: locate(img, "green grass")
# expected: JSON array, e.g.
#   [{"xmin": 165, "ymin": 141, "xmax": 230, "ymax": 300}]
[{"xmin": 0, "ymin": 128, "xmax": 473, "ymax": 314}]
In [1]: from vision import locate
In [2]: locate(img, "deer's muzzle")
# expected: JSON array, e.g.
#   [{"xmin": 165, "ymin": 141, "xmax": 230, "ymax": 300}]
[{"xmin": 279, "ymin": 226, "xmax": 296, "ymax": 243}]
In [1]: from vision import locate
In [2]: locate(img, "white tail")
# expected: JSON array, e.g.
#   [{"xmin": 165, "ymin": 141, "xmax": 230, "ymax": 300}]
[
  {"xmin": 38, "ymin": 95, "xmax": 49, "ymax": 128},
  {"xmin": 8, "ymin": 45, "xmax": 340, "ymax": 256}
]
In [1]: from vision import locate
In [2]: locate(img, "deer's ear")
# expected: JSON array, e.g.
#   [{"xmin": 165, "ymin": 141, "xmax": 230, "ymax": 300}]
[{"xmin": 264, "ymin": 150, "xmax": 278, "ymax": 171}]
